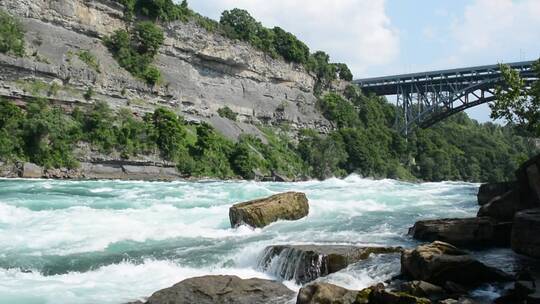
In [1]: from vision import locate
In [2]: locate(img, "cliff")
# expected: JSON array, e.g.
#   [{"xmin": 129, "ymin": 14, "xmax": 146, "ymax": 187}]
[{"xmin": 0, "ymin": 0, "xmax": 331, "ymax": 142}]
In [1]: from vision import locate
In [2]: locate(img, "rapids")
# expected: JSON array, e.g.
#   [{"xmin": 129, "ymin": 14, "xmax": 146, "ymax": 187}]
[{"xmin": 0, "ymin": 176, "xmax": 528, "ymax": 303}]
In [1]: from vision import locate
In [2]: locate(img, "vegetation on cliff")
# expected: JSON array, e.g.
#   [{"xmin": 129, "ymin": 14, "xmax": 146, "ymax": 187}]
[{"xmin": 0, "ymin": 10, "xmax": 25, "ymax": 56}]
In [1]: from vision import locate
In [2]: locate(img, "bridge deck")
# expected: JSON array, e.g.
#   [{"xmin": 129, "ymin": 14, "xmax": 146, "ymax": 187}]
[{"xmin": 354, "ymin": 60, "xmax": 536, "ymax": 95}]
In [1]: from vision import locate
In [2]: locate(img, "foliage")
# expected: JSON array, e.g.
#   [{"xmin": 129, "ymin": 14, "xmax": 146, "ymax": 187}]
[
  {"xmin": 217, "ymin": 106, "xmax": 238, "ymax": 121},
  {"xmin": 0, "ymin": 10, "xmax": 25, "ymax": 57},
  {"xmin": 272, "ymin": 27, "xmax": 310, "ymax": 64},
  {"xmin": 317, "ymin": 93, "xmax": 360, "ymax": 128},
  {"xmin": 493, "ymin": 60, "xmax": 540, "ymax": 136},
  {"xmin": 77, "ymin": 50, "xmax": 101, "ymax": 72},
  {"xmin": 105, "ymin": 22, "xmax": 163, "ymax": 85}
]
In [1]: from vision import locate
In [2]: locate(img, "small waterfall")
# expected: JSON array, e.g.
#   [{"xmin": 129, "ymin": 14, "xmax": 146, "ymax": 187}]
[{"xmin": 257, "ymin": 246, "xmax": 328, "ymax": 284}]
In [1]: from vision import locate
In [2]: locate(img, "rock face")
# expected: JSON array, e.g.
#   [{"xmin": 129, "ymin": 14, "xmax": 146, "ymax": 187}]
[
  {"xmin": 511, "ymin": 208, "xmax": 540, "ymax": 259},
  {"xmin": 0, "ymin": 0, "xmax": 332, "ymax": 145},
  {"xmin": 477, "ymin": 181, "xmax": 517, "ymax": 205},
  {"xmin": 401, "ymin": 241, "xmax": 511, "ymax": 287},
  {"xmin": 229, "ymin": 192, "xmax": 309, "ymax": 228},
  {"xmin": 258, "ymin": 245, "xmax": 401, "ymax": 284},
  {"xmin": 140, "ymin": 275, "xmax": 295, "ymax": 304},
  {"xmin": 409, "ymin": 217, "xmax": 512, "ymax": 247},
  {"xmin": 477, "ymin": 189, "xmax": 535, "ymax": 221}
]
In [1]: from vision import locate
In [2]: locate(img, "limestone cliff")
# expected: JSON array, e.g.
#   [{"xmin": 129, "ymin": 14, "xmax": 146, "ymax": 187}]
[{"xmin": 0, "ymin": 0, "xmax": 332, "ymax": 143}]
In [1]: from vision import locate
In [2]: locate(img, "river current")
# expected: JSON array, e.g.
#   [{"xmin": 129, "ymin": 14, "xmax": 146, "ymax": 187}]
[{"xmin": 0, "ymin": 176, "xmax": 530, "ymax": 303}]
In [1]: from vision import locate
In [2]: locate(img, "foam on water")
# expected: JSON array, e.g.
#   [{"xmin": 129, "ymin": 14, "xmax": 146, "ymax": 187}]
[{"xmin": 0, "ymin": 175, "xmax": 489, "ymax": 303}]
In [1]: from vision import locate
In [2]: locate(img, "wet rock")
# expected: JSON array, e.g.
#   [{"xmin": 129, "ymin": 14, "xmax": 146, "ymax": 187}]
[
  {"xmin": 296, "ymin": 282, "xmax": 360, "ymax": 304},
  {"xmin": 409, "ymin": 217, "xmax": 512, "ymax": 247},
  {"xmin": 21, "ymin": 162, "xmax": 43, "ymax": 178},
  {"xmin": 515, "ymin": 154, "xmax": 540, "ymax": 205},
  {"xmin": 142, "ymin": 275, "xmax": 294, "ymax": 304},
  {"xmin": 477, "ymin": 189, "xmax": 535, "ymax": 222},
  {"xmin": 297, "ymin": 283, "xmax": 430, "ymax": 304},
  {"xmin": 401, "ymin": 241, "xmax": 512, "ymax": 288},
  {"xmin": 229, "ymin": 192, "xmax": 309, "ymax": 228},
  {"xmin": 511, "ymin": 208, "xmax": 540, "ymax": 259},
  {"xmin": 477, "ymin": 181, "xmax": 517, "ymax": 205},
  {"xmin": 259, "ymin": 245, "xmax": 401, "ymax": 284},
  {"xmin": 401, "ymin": 280, "xmax": 446, "ymax": 300}
]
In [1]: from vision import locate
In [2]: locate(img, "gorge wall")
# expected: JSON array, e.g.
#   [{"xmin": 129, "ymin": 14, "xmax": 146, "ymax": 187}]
[{"xmin": 0, "ymin": 0, "xmax": 332, "ymax": 142}]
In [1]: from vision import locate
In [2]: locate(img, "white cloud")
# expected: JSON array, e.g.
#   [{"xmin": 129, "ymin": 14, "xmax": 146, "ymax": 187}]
[
  {"xmin": 451, "ymin": 0, "xmax": 540, "ymax": 62},
  {"xmin": 188, "ymin": 0, "xmax": 400, "ymax": 77}
]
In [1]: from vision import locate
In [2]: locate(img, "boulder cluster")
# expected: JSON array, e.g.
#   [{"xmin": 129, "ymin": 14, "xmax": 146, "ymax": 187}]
[{"xmin": 127, "ymin": 154, "xmax": 540, "ymax": 304}]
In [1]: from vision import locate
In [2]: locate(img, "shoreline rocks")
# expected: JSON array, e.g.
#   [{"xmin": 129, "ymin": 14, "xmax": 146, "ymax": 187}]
[
  {"xmin": 401, "ymin": 241, "xmax": 512, "ymax": 287},
  {"xmin": 408, "ymin": 217, "xmax": 512, "ymax": 247},
  {"xmin": 259, "ymin": 245, "xmax": 401, "ymax": 284},
  {"xmin": 133, "ymin": 275, "xmax": 295, "ymax": 304},
  {"xmin": 511, "ymin": 208, "xmax": 540, "ymax": 259},
  {"xmin": 229, "ymin": 192, "xmax": 309, "ymax": 228}
]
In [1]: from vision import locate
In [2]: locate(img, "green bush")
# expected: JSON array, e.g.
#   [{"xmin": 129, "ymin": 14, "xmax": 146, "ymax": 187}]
[
  {"xmin": 0, "ymin": 10, "xmax": 25, "ymax": 57},
  {"xmin": 318, "ymin": 93, "xmax": 361, "ymax": 128},
  {"xmin": 217, "ymin": 106, "xmax": 238, "ymax": 121},
  {"xmin": 272, "ymin": 27, "xmax": 309, "ymax": 64},
  {"xmin": 105, "ymin": 22, "xmax": 163, "ymax": 85},
  {"xmin": 77, "ymin": 50, "xmax": 101, "ymax": 72}
]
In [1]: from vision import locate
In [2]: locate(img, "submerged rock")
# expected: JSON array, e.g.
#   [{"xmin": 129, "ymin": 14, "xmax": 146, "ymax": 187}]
[
  {"xmin": 511, "ymin": 208, "xmax": 540, "ymax": 259},
  {"xmin": 401, "ymin": 241, "xmax": 511, "ymax": 288},
  {"xmin": 229, "ymin": 192, "xmax": 309, "ymax": 228},
  {"xmin": 258, "ymin": 245, "xmax": 401, "ymax": 284},
  {"xmin": 409, "ymin": 217, "xmax": 512, "ymax": 247},
  {"xmin": 141, "ymin": 275, "xmax": 294, "ymax": 304}
]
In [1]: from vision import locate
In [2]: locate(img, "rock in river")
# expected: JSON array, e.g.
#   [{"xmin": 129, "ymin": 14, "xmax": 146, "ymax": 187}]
[
  {"xmin": 258, "ymin": 245, "xmax": 401, "ymax": 284},
  {"xmin": 229, "ymin": 192, "xmax": 309, "ymax": 228},
  {"xmin": 401, "ymin": 241, "xmax": 511, "ymax": 288},
  {"xmin": 409, "ymin": 217, "xmax": 512, "ymax": 247},
  {"xmin": 477, "ymin": 181, "xmax": 517, "ymax": 205},
  {"xmin": 511, "ymin": 208, "xmax": 540, "ymax": 259},
  {"xmin": 141, "ymin": 275, "xmax": 295, "ymax": 304}
]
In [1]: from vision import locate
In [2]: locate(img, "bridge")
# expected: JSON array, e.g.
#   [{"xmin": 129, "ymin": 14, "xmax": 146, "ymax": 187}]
[{"xmin": 354, "ymin": 60, "xmax": 538, "ymax": 135}]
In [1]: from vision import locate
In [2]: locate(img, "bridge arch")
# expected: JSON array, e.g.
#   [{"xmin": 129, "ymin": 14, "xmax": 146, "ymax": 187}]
[{"xmin": 354, "ymin": 61, "xmax": 537, "ymax": 135}]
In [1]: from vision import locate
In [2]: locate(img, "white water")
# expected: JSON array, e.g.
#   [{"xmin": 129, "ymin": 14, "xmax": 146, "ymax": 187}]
[{"xmin": 0, "ymin": 176, "xmax": 523, "ymax": 303}]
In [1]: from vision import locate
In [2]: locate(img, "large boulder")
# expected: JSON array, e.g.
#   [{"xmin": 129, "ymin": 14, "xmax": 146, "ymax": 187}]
[
  {"xmin": 515, "ymin": 154, "xmax": 540, "ymax": 205},
  {"xmin": 409, "ymin": 217, "xmax": 511, "ymax": 247},
  {"xmin": 511, "ymin": 208, "xmax": 540, "ymax": 259},
  {"xmin": 229, "ymin": 192, "xmax": 309, "ymax": 228},
  {"xmin": 401, "ymin": 241, "xmax": 511, "ymax": 287},
  {"xmin": 20, "ymin": 162, "xmax": 43, "ymax": 178},
  {"xmin": 296, "ymin": 282, "xmax": 360, "ymax": 304},
  {"xmin": 258, "ymin": 245, "xmax": 401, "ymax": 284},
  {"xmin": 297, "ymin": 283, "xmax": 430, "ymax": 304},
  {"xmin": 400, "ymin": 280, "xmax": 446, "ymax": 301},
  {"xmin": 477, "ymin": 181, "xmax": 517, "ymax": 205},
  {"xmin": 141, "ymin": 275, "xmax": 295, "ymax": 304}
]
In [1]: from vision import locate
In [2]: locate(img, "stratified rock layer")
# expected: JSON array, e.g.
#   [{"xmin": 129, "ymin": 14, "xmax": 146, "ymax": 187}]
[
  {"xmin": 258, "ymin": 245, "xmax": 401, "ymax": 284},
  {"xmin": 229, "ymin": 192, "xmax": 309, "ymax": 228},
  {"xmin": 409, "ymin": 217, "xmax": 511, "ymax": 247}
]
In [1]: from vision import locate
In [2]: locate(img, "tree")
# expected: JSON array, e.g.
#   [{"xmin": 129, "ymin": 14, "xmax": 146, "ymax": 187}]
[
  {"xmin": 220, "ymin": 9, "xmax": 261, "ymax": 41},
  {"xmin": 151, "ymin": 108, "xmax": 187, "ymax": 161},
  {"xmin": 492, "ymin": 60, "xmax": 540, "ymax": 136},
  {"xmin": 0, "ymin": 10, "xmax": 25, "ymax": 56},
  {"xmin": 134, "ymin": 21, "xmax": 164, "ymax": 57},
  {"xmin": 272, "ymin": 27, "xmax": 310, "ymax": 64}
]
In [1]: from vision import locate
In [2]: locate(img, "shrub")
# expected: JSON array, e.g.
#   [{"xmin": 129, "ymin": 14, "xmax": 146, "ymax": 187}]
[
  {"xmin": 272, "ymin": 27, "xmax": 309, "ymax": 64},
  {"xmin": 77, "ymin": 50, "xmax": 101, "ymax": 72},
  {"xmin": 217, "ymin": 106, "xmax": 238, "ymax": 121},
  {"xmin": 105, "ymin": 22, "xmax": 163, "ymax": 85},
  {"xmin": 0, "ymin": 10, "xmax": 25, "ymax": 57}
]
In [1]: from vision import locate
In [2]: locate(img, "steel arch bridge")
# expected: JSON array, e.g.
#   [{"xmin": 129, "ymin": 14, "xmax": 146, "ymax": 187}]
[{"xmin": 353, "ymin": 60, "xmax": 538, "ymax": 135}]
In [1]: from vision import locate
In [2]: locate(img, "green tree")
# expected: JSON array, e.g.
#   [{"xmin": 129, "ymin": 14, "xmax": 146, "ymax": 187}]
[
  {"xmin": 492, "ymin": 60, "xmax": 540, "ymax": 136},
  {"xmin": 272, "ymin": 27, "xmax": 310, "ymax": 64},
  {"xmin": 0, "ymin": 10, "xmax": 25, "ymax": 56}
]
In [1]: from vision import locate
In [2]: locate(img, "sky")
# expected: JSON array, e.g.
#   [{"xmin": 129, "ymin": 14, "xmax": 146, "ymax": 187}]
[{"xmin": 189, "ymin": 0, "xmax": 540, "ymax": 122}]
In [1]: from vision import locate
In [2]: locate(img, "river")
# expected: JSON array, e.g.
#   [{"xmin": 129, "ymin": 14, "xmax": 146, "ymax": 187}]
[{"xmin": 0, "ymin": 176, "xmax": 530, "ymax": 303}]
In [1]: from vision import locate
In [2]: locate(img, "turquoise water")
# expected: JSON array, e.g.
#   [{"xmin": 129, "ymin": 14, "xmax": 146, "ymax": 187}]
[{"xmin": 0, "ymin": 176, "xmax": 514, "ymax": 303}]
